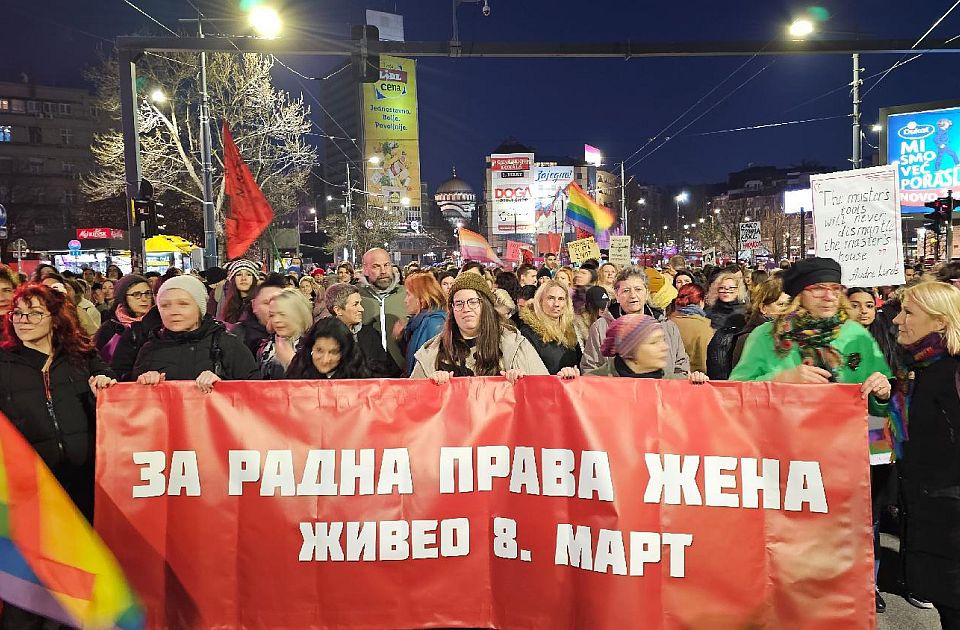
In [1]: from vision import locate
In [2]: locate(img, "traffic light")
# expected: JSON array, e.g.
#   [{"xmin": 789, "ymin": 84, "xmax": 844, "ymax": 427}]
[
  {"xmin": 352, "ymin": 25, "xmax": 380, "ymax": 83},
  {"xmin": 924, "ymin": 195, "xmax": 960, "ymax": 233},
  {"xmin": 133, "ymin": 178, "xmax": 163, "ymax": 238}
]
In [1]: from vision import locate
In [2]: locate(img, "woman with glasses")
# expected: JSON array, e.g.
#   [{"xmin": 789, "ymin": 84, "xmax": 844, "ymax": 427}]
[
  {"xmin": 729, "ymin": 257, "xmax": 891, "ymax": 395},
  {"xmin": 93, "ymin": 274, "xmax": 155, "ymax": 367},
  {"xmin": 0, "ymin": 284, "xmax": 116, "ymax": 628},
  {"xmin": 411, "ymin": 273, "xmax": 548, "ymax": 383},
  {"xmin": 704, "ymin": 271, "xmax": 748, "ymax": 330}
]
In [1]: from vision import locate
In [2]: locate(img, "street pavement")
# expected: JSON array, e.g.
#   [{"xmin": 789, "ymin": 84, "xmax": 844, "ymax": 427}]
[{"xmin": 877, "ymin": 533, "xmax": 941, "ymax": 630}]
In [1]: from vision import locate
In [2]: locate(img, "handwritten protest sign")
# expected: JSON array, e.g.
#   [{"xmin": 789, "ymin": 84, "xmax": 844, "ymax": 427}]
[
  {"xmin": 608, "ymin": 236, "xmax": 631, "ymax": 266},
  {"xmin": 811, "ymin": 165, "xmax": 904, "ymax": 286},
  {"xmin": 567, "ymin": 236, "xmax": 601, "ymax": 263},
  {"xmin": 739, "ymin": 222, "xmax": 761, "ymax": 250}
]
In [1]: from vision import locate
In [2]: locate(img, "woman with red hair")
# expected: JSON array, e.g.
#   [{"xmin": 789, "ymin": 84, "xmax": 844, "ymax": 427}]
[
  {"xmin": 0, "ymin": 283, "xmax": 116, "ymax": 522},
  {"xmin": 669, "ymin": 283, "xmax": 714, "ymax": 374}
]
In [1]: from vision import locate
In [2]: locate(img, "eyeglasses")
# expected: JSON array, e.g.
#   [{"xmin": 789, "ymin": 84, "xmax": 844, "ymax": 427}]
[
  {"xmin": 9, "ymin": 311, "xmax": 50, "ymax": 324},
  {"xmin": 128, "ymin": 291, "xmax": 153, "ymax": 300},
  {"xmin": 803, "ymin": 283, "xmax": 844, "ymax": 298},
  {"xmin": 718, "ymin": 286, "xmax": 739, "ymax": 293},
  {"xmin": 452, "ymin": 298, "xmax": 482, "ymax": 311}
]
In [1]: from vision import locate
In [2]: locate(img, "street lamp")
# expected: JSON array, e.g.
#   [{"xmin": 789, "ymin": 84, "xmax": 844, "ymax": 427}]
[
  {"xmin": 248, "ymin": 6, "xmax": 281, "ymax": 38},
  {"xmin": 326, "ymin": 195, "xmax": 333, "ymax": 201},
  {"xmin": 674, "ymin": 192, "xmax": 688, "ymax": 255},
  {"xmin": 150, "ymin": 89, "xmax": 167, "ymax": 103},
  {"xmin": 871, "ymin": 123, "xmax": 883, "ymax": 133},
  {"xmin": 309, "ymin": 207, "xmax": 317, "ymax": 232},
  {"xmin": 787, "ymin": 18, "xmax": 815, "ymax": 39}
]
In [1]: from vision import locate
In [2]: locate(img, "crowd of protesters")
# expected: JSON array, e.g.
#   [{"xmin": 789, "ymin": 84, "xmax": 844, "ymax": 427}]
[{"xmin": 0, "ymin": 250, "xmax": 959, "ymax": 627}]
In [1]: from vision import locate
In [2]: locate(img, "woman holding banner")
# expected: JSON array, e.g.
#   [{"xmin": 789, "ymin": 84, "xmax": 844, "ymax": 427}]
[
  {"xmin": 517, "ymin": 279, "xmax": 583, "ymax": 376},
  {"xmin": 587, "ymin": 313, "xmax": 708, "ymax": 383},
  {"xmin": 410, "ymin": 273, "xmax": 549, "ymax": 383},
  {"xmin": 286, "ymin": 317, "xmax": 370, "ymax": 380},
  {"xmin": 890, "ymin": 281, "xmax": 960, "ymax": 627}
]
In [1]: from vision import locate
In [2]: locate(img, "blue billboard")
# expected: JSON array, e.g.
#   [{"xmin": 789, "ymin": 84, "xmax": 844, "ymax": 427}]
[{"xmin": 884, "ymin": 102, "xmax": 960, "ymax": 214}]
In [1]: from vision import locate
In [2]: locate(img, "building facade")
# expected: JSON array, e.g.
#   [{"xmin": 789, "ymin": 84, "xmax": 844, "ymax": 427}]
[{"xmin": 0, "ymin": 80, "xmax": 103, "ymax": 251}]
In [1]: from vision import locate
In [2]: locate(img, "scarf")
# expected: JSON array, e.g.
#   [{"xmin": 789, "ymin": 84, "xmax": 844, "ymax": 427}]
[
  {"xmin": 888, "ymin": 332, "xmax": 950, "ymax": 458},
  {"xmin": 614, "ymin": 355, "xmax": 663, "ymax": 379},
  {"xmin": 115, "ymin": 305, "xmax": 144, "ymax": 328},
  {"xmin": 677, "ymin": 305, "xmax": 708, "ymax": 318},
  {"xmin": 774, "ymin": 308, "xmax": 847, "ymax": 376}
]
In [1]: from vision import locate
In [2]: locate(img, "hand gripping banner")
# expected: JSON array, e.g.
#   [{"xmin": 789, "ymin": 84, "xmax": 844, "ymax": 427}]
[{"xmin": 95, "ymin": 378, "xmax": 875, "ymax": 629}]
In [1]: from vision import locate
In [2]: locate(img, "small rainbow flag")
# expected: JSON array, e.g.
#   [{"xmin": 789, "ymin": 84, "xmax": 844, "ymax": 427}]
[
  {"xmin": 565, "ymin": 182, "xmax": 616, "ymax": 235},
  {"xmin": 0, "ymin": 412, "xmax": 143, "ymax": 630},
  {"xmin": 458, "ymin": 227, "xmax": 503, "ymax": 265}
]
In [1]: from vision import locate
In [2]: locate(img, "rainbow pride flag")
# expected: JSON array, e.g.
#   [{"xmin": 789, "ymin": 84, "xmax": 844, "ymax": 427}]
[
  {"xmin": 458, "ymin": 228, "xmax": 503, "ymax": 265},
  {"xmin": 0, "ymin": 412, "xmax": 142, "ymax": 629},
  {"xmin": 565, "ymin": 182, "xmax": 616, "ymax": 235}
]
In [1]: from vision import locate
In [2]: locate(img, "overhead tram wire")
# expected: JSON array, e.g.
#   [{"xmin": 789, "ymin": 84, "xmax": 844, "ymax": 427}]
[
  {"xmin": 685, "ymin": 114, "xmax": 850, "ymax": 138},
  {"xmin": 120, "ymin": 0, "xmax": 180, "ymax": 37},
  {"xmin": 618, "ymin": 41, "xmax": 773, "ymax": 170},
  {"xmin": 625, "ymin": 61, "xmax": 775, "ymax": 173},
  {"xmin": 863, "ymin": 0, "xmax": 960, "ymax": 97}
]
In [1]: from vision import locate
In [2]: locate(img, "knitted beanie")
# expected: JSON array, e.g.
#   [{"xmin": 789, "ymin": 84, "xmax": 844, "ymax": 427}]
[
  {"xmin": 448, "ymin": 272, "xmax": 497, "ymax": 308},
  {"xmin": 157, "ymin": 275, "xmax": 209, "ymax": 317},
  {"xmin": 601, "ymin": 313, "xmax": 662, "ymax": 358},
  {"xmin": 226, "ymin": 259, "xmax": 261, "ymax": 283},
  {"xmin": 644, "ymin": 267, "xmax": 666, "ymax": 293}
]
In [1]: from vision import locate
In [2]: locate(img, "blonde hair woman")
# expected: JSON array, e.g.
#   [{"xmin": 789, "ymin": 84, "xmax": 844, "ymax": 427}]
[
  {"xmin": 890, "ymin": 280, "xmax": 960, "ymax": 621},
  {"xmin": 517, "ymin": 279, "xmax": 582, "ymax": 376},
  {"xmin": 555, "ymin": 266, "xmax": 575, "ymax": 288},
  {"xmin": 258, "ymin": 288, "xmax": 313, "ymax": 379},
  {"xmin": 704, "ymin": 271, "xmax": 748, "ymax": 330}
]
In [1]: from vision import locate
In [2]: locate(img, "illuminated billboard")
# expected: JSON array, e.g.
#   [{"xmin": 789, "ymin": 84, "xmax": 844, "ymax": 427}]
[
  {"xmin": 881, "ymin": 99, "xmax": 960, "ymax": 214},
  {"xmin": 363, "ymin": 55, "xmax": 421, "ymax": 219},
  {"xmin": 490, "ymin": 153, "xmax": 535, "ymax": 234}
]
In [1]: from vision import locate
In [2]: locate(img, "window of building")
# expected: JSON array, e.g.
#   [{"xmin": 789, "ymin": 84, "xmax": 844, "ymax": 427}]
[
  {"xmin": 58, "ymin": 103, "xmax": 72, "ymax": 115},
  {"xmin": 33, "ymin": 188, "xmax": 45, "ymax": 204},
  {"xmin": 0, "ymin": 126, "xmax": 10, "ymax": 143},
  {"xmin": 42, "ymin": 102, "xmax": 52, "ymax": 114},
  {"xmin": 26, "ymin": 101, "xmax": 38, "ymax": 114},
  {"xmin": 63, "ymin": 189, "xmax": 77, "ymax": 204},
  {"xmin": 0, "ymin": 99, "xmax": 8, "ymax": 111},
  {"xmin": 28, "ymin": 127, "xmax": 41, "ymax": 144},
  {"xmin": 10, "ymin": 100, "xmax": 25, "ymax": 114},
  {"xmin": 60, "ymin": 128, "xmax": 73, "ymax": 145},
  {"xmin": 28, "ymin": 159, "xmax": 43, "ymax": 175},
  {"xmin": 61, "ymin": 161, "xmax": 75, "ymax": 174}
]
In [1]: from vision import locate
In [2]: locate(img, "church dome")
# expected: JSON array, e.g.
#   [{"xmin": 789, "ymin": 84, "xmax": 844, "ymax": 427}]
[{"xmin": 435, "ymin": 167, "xmax": 475, "ymax": 199}]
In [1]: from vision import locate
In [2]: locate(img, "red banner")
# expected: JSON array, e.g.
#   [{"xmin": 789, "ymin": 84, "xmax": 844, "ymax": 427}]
[{"xmin": 95, "ymin": 379, "xmax": 875, "ymax": 629}]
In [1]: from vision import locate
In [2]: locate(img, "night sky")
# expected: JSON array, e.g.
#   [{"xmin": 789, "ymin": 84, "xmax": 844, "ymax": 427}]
[{"xmin": 7, "ymin": 0, "xmax": 960, "ymax": 196}]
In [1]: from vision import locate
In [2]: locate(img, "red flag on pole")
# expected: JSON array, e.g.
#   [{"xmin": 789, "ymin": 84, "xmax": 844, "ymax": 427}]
[{"xmin": 222, "ymin": 122, "xmax": 274, "ymax": 260}]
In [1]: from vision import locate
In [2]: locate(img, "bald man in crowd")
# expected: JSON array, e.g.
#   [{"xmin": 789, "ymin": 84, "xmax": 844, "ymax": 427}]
[{"xmin": 358, "ymin": 248, "xmax": 407, "ymax": 371}]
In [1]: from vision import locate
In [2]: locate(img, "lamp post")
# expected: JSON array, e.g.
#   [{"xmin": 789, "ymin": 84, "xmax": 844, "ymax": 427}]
[
  {"xmin": 674, "ymin": 192, "xmax": 688, "ymax": 255},
  {"xmin": 309, "ymin": 207, "xmax": 317, "ymax": 232}
]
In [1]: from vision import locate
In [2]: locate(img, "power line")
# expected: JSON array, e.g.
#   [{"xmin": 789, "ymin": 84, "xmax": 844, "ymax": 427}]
[
  {"xmin": 625, "ymin": 61, "xmax": 775, "ymax": 173},
  {"xmin": 863, "ymin": 0, "xmax": 960, "ymax": 98},
  {"xmin": 182, "ymin": 0, "xmax": 205, "ymax": 18},
  {"xmin": 120, "ymin": 0, "xmax": 179, "ymax": 37},
  {"xmin": 685, "ymin": 114, "xmax": 849, "ymax": 137},
  {"xmin": 620, "ymin": 41, "xmax": 772, "ymax": 171}
]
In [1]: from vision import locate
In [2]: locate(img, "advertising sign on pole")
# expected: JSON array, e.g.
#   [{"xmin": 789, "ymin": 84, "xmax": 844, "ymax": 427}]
[
  {"xmin": 532, "ymin": 166, "xmax": 575, "ymax": 235},
  {"xmin": 739, "ymin": 222, "xmax": 761, "ymax": 250},
  {"xmin": 811, "ymin": 164, "xmax": 904, "ymax": 286},
  {"xmin": 607, "ymin": 235, "xmax": 631, "ymax": 266},
  {"xmin": 567, "ymin": 236, "xmax": 601, "ymax": 263}
]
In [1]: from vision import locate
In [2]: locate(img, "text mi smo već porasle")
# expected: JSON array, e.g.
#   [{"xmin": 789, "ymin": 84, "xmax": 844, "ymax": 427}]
[{"xmin": 130, "ymin": 447, "xmax": 828, "ymax": 577}]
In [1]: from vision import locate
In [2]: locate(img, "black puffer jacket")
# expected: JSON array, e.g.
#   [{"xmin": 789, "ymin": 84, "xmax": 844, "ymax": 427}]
[
  {"xmin": 232, "ymin": 307, "xmax": 270, "ymax": 357},
  {"xmin": 355, "ymin": 323, "xmax": 403, "ymax": 378},
  {"xmin": 132, "ymin": 316, "xmax": 260, "ymax": 381},
  {"xmin": 705, "ymin": 300, "xmax": 746, "ymax": 330},
  {"xmin": 517, "ymin": 309, "xmax": 582, "ymax": 375},
  {"xmin": 0, "ymin": 346, "xmax": 114, "ymax": 519}
]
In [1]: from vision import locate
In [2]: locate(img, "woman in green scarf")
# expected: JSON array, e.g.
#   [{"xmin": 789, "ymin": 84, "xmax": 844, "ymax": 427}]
[{"xmin": 729, "ymin": 257, "xmax": 892, "ymax": 414}]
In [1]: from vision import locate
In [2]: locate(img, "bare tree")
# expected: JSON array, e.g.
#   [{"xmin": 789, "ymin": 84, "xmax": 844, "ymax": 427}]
[{"xmin": 81, "ymin": 51, "xmax": 316, "ymax": 251}]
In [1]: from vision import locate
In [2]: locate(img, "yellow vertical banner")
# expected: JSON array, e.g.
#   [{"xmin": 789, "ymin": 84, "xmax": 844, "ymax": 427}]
[{"xmin": 363, "ymin": 55, "xmax": 421, "ymax": 219}]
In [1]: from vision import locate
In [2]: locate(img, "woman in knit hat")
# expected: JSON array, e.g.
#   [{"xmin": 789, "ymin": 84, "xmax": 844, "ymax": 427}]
[
  {"xmin": 517, "ymin": 279, "xmax": 583, "ymax": 376},
  {"xmin": 729, "ymin": 257, "xmax": 891, "ymax": 397},
  {"xmin": 217, "ymin": 259, "xmax": 260, "ymax": 325},
  {"xmin": 410, "ymin": 272, "xmax": 549, "ymax": 383},
  {"xmin": 133, "ymin": 274, "xmax": 259, "ymax": 391},
  {"xmin": 93, "ymin": 274, "xmax": 154, "ymax": 362},
  {"xmin": 588, "ymin": 313, "xmax": 708, "ymax": 382}
]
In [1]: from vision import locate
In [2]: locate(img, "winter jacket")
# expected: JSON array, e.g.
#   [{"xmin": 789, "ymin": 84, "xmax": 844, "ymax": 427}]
[
  {"xmin": 410, "ymin": 328, "xmax": 548, "ymax": 378},
  {"xmin": 705, "ymin": 300, "xmax": 746, "ymax": 330},
  {"xmin": 580, "ymin": 307, "xmax": 690, "ymax": 377},
  {"xmin": 358, "ymin": 274, "xmax": 407, "ymax": 371},
  {"xmin": 0, "ymin": 346, "xmax": 114, "ymax": 519},
  {"xmin": 731, "ymin": 315, "xmax": 768, "ymax": 368},
  {"xmin": 258, "ymin": 334, "xmax": 300, "ymax": 379},
  {"xmin": 587, "ymin": 356, "xmax": 679, "ymax": 379},
  {"xmin": 96, "ymin": 307, "xmax": 163, "ymax": 382},
  {"xmin": 669, "ymin": 312, "xmax": 714, "ymax": 374},
  {"xmin": 132, "ymin": 316, "xmax": 260, "ymax": 381},
  {"xmin": 354, "ymin": 323, "xmax": 403, "ymax": 378},
  {"xmin": 401, "ymin": 309, "xmax": 447, "ymax": 376},
  {"xmin": 897, "ymin": 355, "xmax": 960, "ymax": 605},
  {"xmin": 728, "ymin": 320, "xmax": 891, "ymax": 416},
  {"xmin": 517, "ymin": 309, "xmax": 583, "ymax": 375},
  {"xmin": 232, "ymin": 307, "xmax": 270, "ymax": 357}
]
